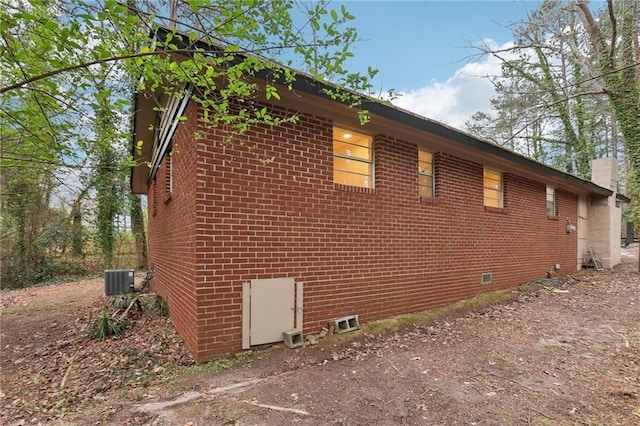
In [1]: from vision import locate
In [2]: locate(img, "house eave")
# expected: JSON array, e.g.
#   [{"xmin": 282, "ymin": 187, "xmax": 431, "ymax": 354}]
[
  {"xmin": 275, "ymin": 72, "xmax": 615, "ymax": 199},
  {"xmin": 130, "ymin": 27, "xmax": 622, "ymax": 201},
  {"xmin": 131, "ymin": 89, "xmax": 159, "ymax": 194},
  {"xmin": 617, "ymin": 193, "xmax": 631, "ymax": 203}
]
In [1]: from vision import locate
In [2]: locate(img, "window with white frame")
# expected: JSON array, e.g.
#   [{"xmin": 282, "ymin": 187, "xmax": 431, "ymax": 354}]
[
  {"xmin": 418, "ymin": 148, "xmax": 434, "ymax": 197},
  {"xmin": 483, "ymin": 168, "xmax": 503, "ymax": 208},
  {"xmin": 546, "ymin": 186, "xmax": 556, "ymax": 216},
  {"xmin": 333, "ymin": 126, "xmax": 373, "ymax": 188}
]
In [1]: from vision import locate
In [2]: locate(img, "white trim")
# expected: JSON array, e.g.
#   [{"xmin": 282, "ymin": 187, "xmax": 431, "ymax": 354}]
[
  {"xmin": 295, "ymin": 281, "xmax": 303, "ymax": 329},
  {"xmin": 546, "ymin": 185, "xmax": 557, "ymax": 216},
  {"xmin": 148, "ymin": 83, "xmax": 194, "ymax": 183},
  {"xmin": 483, "ymin": 167, "xmax": 503, "ymax": 208},
  {"xmin": 242, "ymin": 281, "xmax": 251, "ymax": 349},
  {"xmin": 418, "ymin": 148, "xmax": 434, "ymax": 197}
]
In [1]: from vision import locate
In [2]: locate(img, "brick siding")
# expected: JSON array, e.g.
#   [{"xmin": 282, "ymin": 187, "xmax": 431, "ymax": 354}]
[
  {"xmin": 148, "ymin": 101, "xmax": 200, "ymax": 354},
  {"xmin": 148, "ymin": 101, "xmax": 578, "ymax": 362}
]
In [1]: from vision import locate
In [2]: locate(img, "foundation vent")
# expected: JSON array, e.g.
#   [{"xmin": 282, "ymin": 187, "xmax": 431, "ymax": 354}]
[{"xmin": 481, "ymin": 273, "xmax": 492, "ymax": 284}]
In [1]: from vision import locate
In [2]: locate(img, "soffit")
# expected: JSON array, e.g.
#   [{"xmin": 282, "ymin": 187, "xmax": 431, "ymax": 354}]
[
  {"xmin": 130, "ymin": 31, "xmax": 614, "ymax": 199},
  {"xmin": 269, "ymin": 81, "xmax": 611, "ymax": 198}
]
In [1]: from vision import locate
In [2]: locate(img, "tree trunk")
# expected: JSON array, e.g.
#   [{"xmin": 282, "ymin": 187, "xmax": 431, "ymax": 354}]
[
  {"xmin": 70, "ymin": 185, "xmax": 90, "ymax": 257},
  {"xmin": 575, "ymin": 0, "xmax": 640, "ymax": 268},
  {"xmin": 71, "ymin": 200, "xmax": 83, "ymax": 257},
  {"xmin": 130, "ymin": 193, "xmax": 148, "ymax": 270}
]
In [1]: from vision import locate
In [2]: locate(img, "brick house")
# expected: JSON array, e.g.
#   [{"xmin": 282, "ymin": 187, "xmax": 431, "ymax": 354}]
[{"xmin": 131, "ymin": 43, "xmax": 627, "ymax": 362}]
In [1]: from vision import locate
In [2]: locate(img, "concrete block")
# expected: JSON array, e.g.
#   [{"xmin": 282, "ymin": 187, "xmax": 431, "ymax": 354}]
[
  {"xmin": 329, "ymin": 315, "xmax": 359, "ymax": 333},
  {"xmin": 282, "ymin": 328, "xmax": 303, "ymax": 349}
]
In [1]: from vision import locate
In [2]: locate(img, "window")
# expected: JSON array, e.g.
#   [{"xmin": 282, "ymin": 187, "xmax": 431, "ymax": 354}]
[
  {"xmin": 163, "ymin": 152, "xmax": 173, "ymax": 196},
  {"xmin": 149, "ymin": 83, "xmax": 193, "ymax": 183},
  {"xmin": 152, "ymin": 177, "xmax": 157, "ymax": 216},
  {"xmin": 333, "ymin": 127, "xmax": 373, "ymax": 188},
  {"xmin": 483, "ymin": 168, "xmax": 503, "ymax": 208},
  {"xmin": 546, "ymin": 186, "xmax": 556, "ymax": 216},
  {"xmin": 418, "ymin": 148, "xmax": 434, "ymax": 197},
  {"xmin": 164, "ymin": 154, "xmax": 173, "ymax": 193}
]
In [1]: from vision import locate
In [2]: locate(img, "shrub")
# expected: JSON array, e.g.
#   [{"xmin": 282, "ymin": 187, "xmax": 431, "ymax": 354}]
[
  {"xmin": 152, "ymin": 295, "xmax": 169, "ymax": 317},
  {"xmin": 88, "ymin": 313, "xmax": 131, "ymax": 340}
]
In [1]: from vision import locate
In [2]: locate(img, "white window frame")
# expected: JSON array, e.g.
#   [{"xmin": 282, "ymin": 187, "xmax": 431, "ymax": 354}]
[
  {"xmin": 546, "ymin": 186, "xmax": 556, "ymax": 216},
  {"xmin": 418, "ymin": 148, "xmax": 434, "ymax": 198},
  {"xmin": 333, "ymin": 127, "xmax": 374, "ymax": 188},
  {"xmin": 148, "ymin": 83, "xmax": 193, "ymax": 184},
  {"xmin": 483, "ymin": 168, "xmax": 503, "ymax": 208}
]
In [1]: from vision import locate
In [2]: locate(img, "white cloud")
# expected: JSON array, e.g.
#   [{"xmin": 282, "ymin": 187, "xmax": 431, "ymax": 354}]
[{"xmin": 392, "ymin": 40, "xmax": 515, "ymax": 129}]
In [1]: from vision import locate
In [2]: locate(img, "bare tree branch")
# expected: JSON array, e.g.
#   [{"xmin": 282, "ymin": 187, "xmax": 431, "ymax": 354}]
[
  {"xmin": 575, "ymin": 0, "xmax": 609, "ymax": 64},
  {"xmin": 607, "ymin": 0, "xmax": 617, "ymax": 63}
]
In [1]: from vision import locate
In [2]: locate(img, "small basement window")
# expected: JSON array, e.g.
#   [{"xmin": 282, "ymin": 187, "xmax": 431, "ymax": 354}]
[
  {"xmin": 483, "ymin": 168, "xmax": 503, "ymax": 208},
  {"xmin": 333, "ymin": 126, "xmax": 373, "ymax": 188},
  {"xmin": 481, "ymin": 272, "xmax": 492, "ymax": 284},
  {"xmin": 546, "ymin": 186, "xmax": 556, "ymax": 216},
  {"xmin": 418, "ymin": 148, "xmax": 434, "ymax": 197}
]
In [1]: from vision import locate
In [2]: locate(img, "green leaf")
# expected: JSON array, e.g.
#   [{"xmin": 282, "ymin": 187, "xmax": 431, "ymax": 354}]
[
  {"xmin": 265, "ymin": 85, "xmax": 281, "ymax": 101},
  {"xmin": 0, "ymin": 0, "xmax": 381, "ymax": 269}
]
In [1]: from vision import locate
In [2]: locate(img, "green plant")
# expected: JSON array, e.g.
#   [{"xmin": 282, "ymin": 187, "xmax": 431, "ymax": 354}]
[
  {"xmin": 88, "ymin": 313, "xmax": 131, "ymax": 340},
  {"xmin": 180, "ymin": 356, "xmax": 236, "ymax": 375},
  {"xmin": 366, "ymin": 307, "xmax": 448, "ymax": 333},
  {"xmin": 225, "ymin": 412, "xmax": 240, "ymax": 425},
  {"xmin": 399, "ymin": 309, "xmax": 447, "ymax": 325},
  {"xmin": 367, "ymin": 319, "xmax": 398, "ymax": 333},
  {"xmin": 208, "ymin": 359, "xmax": 234, "ymax": 371},
  {"xmin": 152, "ymin": 295, "xmax": 169, "ymax": 317},
  {"xmin": 234, "ymin": 350, "xmax": 254, "ymax": 365}
]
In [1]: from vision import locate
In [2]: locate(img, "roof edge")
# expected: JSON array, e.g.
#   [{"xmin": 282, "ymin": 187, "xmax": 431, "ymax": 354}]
[{"xmin": 133, "ymin": 27, "xmax": 622, "ymax": 200}]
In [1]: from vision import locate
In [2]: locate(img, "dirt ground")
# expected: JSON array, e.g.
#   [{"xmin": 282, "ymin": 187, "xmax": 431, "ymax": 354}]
[{"xmin": 1, "ymin": 249, "xmax": 639, "ymax": 426}]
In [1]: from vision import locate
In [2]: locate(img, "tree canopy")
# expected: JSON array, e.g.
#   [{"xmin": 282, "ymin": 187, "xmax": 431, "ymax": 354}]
[
  {"xmin": 465, "ymin": 0, "xmax": 639, "ymax": 196},
  {"xmin": 1, "ymin": 0, "xmax": 380, "ymax": 286},
  {"xmin": 2, "ymin": 0, "xmax": 639, "ymax": 286}
]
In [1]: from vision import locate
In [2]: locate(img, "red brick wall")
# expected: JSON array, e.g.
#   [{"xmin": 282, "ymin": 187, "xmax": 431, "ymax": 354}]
[
  {"xmin": 148, "ymin": 102, "xmax": 578, "ymax": 362},
  {"xmin": 147, "ymin": 101, "xmax": 200, "ymax": 356}
]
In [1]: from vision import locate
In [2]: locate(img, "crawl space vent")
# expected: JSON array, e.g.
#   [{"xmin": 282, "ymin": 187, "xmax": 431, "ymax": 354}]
[{"xmin": 481, "ymin": 273, "xmax": 492, "ymax": 284}]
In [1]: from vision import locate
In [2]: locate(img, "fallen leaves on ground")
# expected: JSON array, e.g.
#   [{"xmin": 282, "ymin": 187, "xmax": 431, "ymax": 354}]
[
  {"xmin": 1, "ymin": 295, "xmax": 194, "ymax": 424},
  {"xmin": 2, "ymin": 256, "xmax": 640, "ymax": 425}
]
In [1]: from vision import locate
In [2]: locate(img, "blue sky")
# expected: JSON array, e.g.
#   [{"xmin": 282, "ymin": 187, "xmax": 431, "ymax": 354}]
[
  {"xmin": 334, "ymin": 1, "xmax": 537, "ymax": 128},
  {"xmin": 343, "ymin": 1, "xmax": 534, "ymax": 87}
]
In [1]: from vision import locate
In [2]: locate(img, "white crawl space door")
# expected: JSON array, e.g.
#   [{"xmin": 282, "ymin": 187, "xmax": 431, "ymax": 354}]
[{"xmin": 242, "ymin": 278, "xmax": 303, "ymax": 348}]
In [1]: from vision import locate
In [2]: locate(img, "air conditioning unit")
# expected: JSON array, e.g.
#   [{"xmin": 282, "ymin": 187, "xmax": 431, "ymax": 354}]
[{"xmin": 104, "ymin": 269, "xmax": 135, "ymax": 295}]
